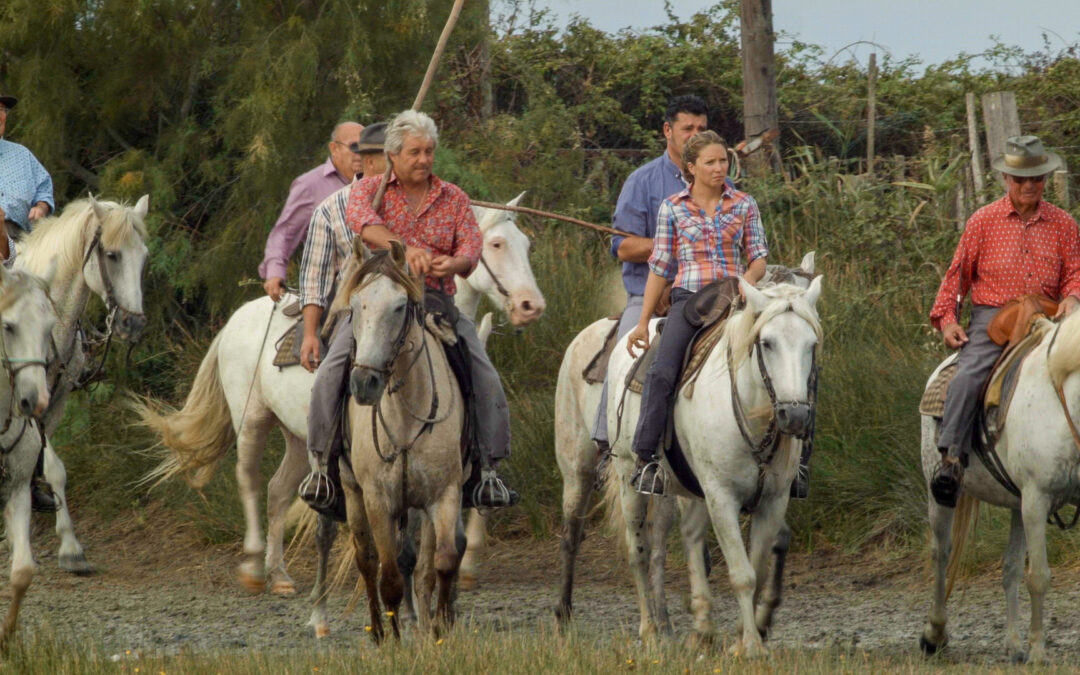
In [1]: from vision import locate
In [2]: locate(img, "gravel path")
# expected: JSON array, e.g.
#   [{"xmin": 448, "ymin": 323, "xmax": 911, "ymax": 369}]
[{"xmin": 6, "ymin": 508, "xmax": 1080, "ymax": 666}]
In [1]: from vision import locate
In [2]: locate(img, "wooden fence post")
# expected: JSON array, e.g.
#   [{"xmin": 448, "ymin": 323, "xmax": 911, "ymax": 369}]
[
  {"xmin": 1055, "ymin": 161, "xmax": 1071, "ymax": 209},
  {"xmin": 965, "ymin": 92, "xmax": 985, "ymax": 197},
  {"xmin": 866, "ymin": 53, "xmax": 877, "ymax": 175},
  {"xmin": 981, "ymin": 91, "xmax": 1020, "ymax": 187}
]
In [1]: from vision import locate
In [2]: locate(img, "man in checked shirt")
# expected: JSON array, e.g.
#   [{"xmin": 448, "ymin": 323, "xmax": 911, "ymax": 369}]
[{"xmin": 929, "ymin": 135, "xmax": 1080, "ymax": 508}]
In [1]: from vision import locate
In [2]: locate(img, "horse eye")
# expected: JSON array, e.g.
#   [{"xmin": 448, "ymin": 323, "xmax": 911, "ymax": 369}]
[
  {"xmin": 761, "ymin": 339, "xmax": 772, "ymax": 351},
  {"xmin": 4, "ymin": 323, "xmax": 14, "ymax": 334},
  {"xmin": 491, "ymin": 241, "xmax": 502, "ymax": 249},
  {"xmin": 106, "ymin": 251, "xmax": 120, "ymax": 261}
]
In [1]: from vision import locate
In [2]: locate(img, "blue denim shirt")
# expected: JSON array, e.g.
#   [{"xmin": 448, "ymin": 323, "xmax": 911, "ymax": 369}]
[{"xmin": 0, "ymin": 139, "xmax": 54, "ymax": 231}]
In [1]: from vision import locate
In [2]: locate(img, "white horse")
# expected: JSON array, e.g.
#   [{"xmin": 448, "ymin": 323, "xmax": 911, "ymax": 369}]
[
  {"xmin": 605, "ymin": 279, "xmax": 822, "ymax": 654},
  {"xmin": 136, "ymin": 195, "xmax": 544, "ymax": 596},
  {"xmin": 16, "ymin": 195, "xmax": 150, "ymax": 574},
  {"xmin": 0, "ymin": 264, "xmax": 59, "ymax": 646},
  {"xmin": 920, "ymin": 308, "xmax": 1080, "ymax": 664}
]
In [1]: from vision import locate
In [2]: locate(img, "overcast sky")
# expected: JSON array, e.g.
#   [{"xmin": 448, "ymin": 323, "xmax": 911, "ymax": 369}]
[{"xmin": 522, "ymin": 1, "xmax": 1080, "ymax": 68}]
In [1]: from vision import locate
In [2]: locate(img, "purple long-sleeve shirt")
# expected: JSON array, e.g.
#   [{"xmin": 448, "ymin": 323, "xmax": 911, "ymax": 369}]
[{"xmin": 258, "ymin": 157, "xmax": 350, "ymax": 280}]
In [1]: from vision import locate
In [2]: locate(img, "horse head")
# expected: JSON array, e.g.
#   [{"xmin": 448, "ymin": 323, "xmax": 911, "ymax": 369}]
[
  {"xmin": 467, "ymin": 192, "xmax": 546, "ymax": 327},
  {"xmin": 737, "ymin": 276, "xmax": 823, "ymax": 439},
  {"xmin": 0, "ymin": 264, "xmax": 57, "ymax": 419},
  {"xmin": 346, "ymin": 239, "xmax": 423, "ymax": 406},
  {"xmin": 85, "ymin": 194, "xmax": 150, "ymax": 341}
]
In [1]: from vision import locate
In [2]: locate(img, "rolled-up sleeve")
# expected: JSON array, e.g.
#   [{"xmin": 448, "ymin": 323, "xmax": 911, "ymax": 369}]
[
  {"xmin": 647, "ymin": 199, "xmax": 678, "ymax": 281},
  {"xmin": 610, "ymin": 173, "xmax": 648, "ymax": 258},
  {"xmin": 741, "ymin": 195, "xmax": 768, "ymax": 263},
  {"xmin": 929, "ymin": 219, "xmax": 979, "ymax": 331},
  {"xmin": 30, "ymin": 155, "xmax": 53, "ymax": 212}
]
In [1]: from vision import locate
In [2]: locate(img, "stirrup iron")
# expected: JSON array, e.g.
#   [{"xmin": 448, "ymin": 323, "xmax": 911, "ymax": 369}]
[
  {"xmin": 633, "ymin": 460, "xmax": 665, "ymax": 496},
  {"xmin": 472, "ymin": 467, "xmax": 511, "ymax": 508}
]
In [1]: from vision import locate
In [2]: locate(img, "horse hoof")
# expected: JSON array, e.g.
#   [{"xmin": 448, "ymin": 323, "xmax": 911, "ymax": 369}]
[
  {"xmin": 458, "ymin": 573, "xmax": 478, "ymax": 591},
  {"xmin": 59, "ymin": 553, "xmax": 95, "ymax": 576},
  {"xmin": 686, "ymin": 631, "xmax": 714, "ymax": 650},
  {"xmin": 238, "ymin": 573, "xmax": 265, "ymax": 594},
  {"xmin": 314, "ymin": 624, "xmax": 330, "ymax": 639},
  {"xmin": 554, "ymin": 605, "xmax": 572, "ymax": 625},
  {"xmin": 270, "ymin": 580, "xmax": 297, "ymax": 596},
  {"xmin": 919, "ymin": 634, "xmax": 946, "ymax": 656},
  {"xmin": 1010, "ymin": 650, "xmax": 1028, "ymax": 664}
]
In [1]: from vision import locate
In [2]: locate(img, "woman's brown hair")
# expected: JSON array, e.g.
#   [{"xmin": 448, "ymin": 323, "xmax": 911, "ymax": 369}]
[{"xmin": 681, "ymin": 130, "xmax": 727, "ymax": 183}]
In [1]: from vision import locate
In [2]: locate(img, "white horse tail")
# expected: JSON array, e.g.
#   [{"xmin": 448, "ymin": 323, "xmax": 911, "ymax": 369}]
[
  {"xmin": 134, "ymin": 331, "xmax": 236, "ymax": 489},
  {"xmin": 944, "ymin": 492, "xmax": 980, "ymax": 600},
  {"xmin": 602, "ymin": 459, "xmax": 631, "ymax": 559}
]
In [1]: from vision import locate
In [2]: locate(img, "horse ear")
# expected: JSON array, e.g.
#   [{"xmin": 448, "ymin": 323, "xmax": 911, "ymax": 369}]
[
  {"xmin": 88, "ymin": 193, "xmax": 108, "ymax": 224},
  {"xmin": 740, "ymin": 278, "xmax": 768, "ymax": 314},
  {"xmin": 800, "ymin": 251, "xmax": 816, "ymax": 274},
  {"xmin": 506, "ymin": 191, "xmax": 527, "ymax": 208},
  {"xmin": 803, "ymin": 275, "xmax": 823, "ymax": 308},
  {"xmin": 388, "ymin": 239, "xmax": 407, "ymax": 268},
  {"xmin": 133, "ymin": 194, "xmax": 150, "ymax": 220},
  {"xmin": 351, "ymin": 236, "xmax": 373, "ymax": 263}
]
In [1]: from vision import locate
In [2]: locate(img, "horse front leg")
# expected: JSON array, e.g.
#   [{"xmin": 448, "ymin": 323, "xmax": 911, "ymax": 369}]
[
  {"xmin": 365, "ymin": 489, "xmax": 405, "ymax": 641},
  {"xmin": 619, "ymin": 479, "xmax": 659, "ymax": 642},
  {"xmin": 43, "ymin": 440, "xmax": 91, "ymax": 574},
  {"xmin": 264, "ymin": 429, "xmax": 309, "ymax": 596},
  {"xmin": 678, "ymin": 497, "xmax": 714, "ymax": 646},
  {"xmin": 344, "ymin": 483, "xmax": 384, "ymax": 643},
  {"xmin": 413, "ymin": 511, "xmax": 436, "ymax": 635},
  {"xmin": 307, "ymin": 513, "xmax": 337, "ymax": 639},
  {"xmin": 396, "ymin": 508, "xmax": 422, "ymax": 627},
  {"xmin": 749, "ymin": 505, "xmax": 790, "ymax": 639},
  {"xmin": 431, "ymin": 484, "xmax": 463, "ymax": 636},
  {"xmin": 458, "ymin": 508, "xmax": 486, "ymax": 590},
  {"xmin": 1022, "ymin": 491, "xmax": 1052, "ymax": 664},
  {"xmin": 706, "ymin": 495, "xmax": 765, "ymax": 658},
  {"xmin": 920, "ymin": 495, "xmax": 954, "ymax": 655},
  {"xmin": 1003, "ymin": 508, "xmax": 1027, "ymax": 662},
  {"xmin": 555, "ymin": 453, "xmax": 595, "ymax": 624},
  {"xmin": 647, "ymin": 495, "xmax": 676, "ymax": 636},
  {"xmin": 0, "ymin": 483, "xmax": 34, "ymax": 649},
  {"xmin": 235, "ymin": 414, "xmax": 272, "ymax": 593}
]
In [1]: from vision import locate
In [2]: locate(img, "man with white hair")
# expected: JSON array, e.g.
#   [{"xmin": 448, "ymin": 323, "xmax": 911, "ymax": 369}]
[{"xmin": 300, "ymin": 110, "xmax": 518, "ymax": 511}]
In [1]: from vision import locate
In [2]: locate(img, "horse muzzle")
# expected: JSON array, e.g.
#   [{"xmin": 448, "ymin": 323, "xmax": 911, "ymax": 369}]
[
  {"xmin": 775, "ymin": 402, "xmax": 813, "ymax": 439},
  {"xmin": 115, "ymin": 310, "xmax": 147, "ymax": 342},
  {"xmin": 508, "ymin": 292, "xmax": 546, "ymax": 327},
  {"xmin": 18, "ymin": 386, "xmax": 48, "ymax": 420},
  {"xmin": 350, "ymin": 366, "xmax": 386, "ymax": 405}
]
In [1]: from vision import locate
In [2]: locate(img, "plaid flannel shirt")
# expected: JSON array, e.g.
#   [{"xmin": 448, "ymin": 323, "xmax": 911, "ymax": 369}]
[{"xmin": 298, "ymin": 184, "xmax": 354, "ymax": 309}]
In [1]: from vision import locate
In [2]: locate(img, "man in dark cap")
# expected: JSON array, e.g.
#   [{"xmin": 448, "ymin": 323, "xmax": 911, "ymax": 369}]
[
  {"xmin": 297, "ymin": 122, "xmax": 388, "ymax": 510},
  {"xmin": 0, "ymin": 93, "xmax": 54, "ymax": 254},
  {"xmin": 929, "ymin": 135, "xmax": 1080, "ymax": 507}
]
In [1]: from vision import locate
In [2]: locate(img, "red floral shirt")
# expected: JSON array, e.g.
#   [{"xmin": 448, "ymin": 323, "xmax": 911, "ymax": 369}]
[
  {"xmin": 346, "ymin": 174, "xmax": 482, "ymax": 295},
  {"xmin": 930, "ymin": 195, "xmax": 1080, "ymax": 330}
]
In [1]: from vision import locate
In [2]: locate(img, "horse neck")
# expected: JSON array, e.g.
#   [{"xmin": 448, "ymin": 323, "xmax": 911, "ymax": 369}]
[
  {"xmin": 48, "ymin": 269, "xmax": 92, "ymax": 364},
  {"xmin": 453, "ymin": 280, "xmax": 481, "ymax": 321},
  {"xmin": 382, "ymin": 316, "xmax": 442, "ymax": 422}
]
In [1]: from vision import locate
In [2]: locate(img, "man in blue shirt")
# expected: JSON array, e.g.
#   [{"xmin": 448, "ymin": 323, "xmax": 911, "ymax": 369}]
[
  {"xmin": 0, "ymin": 94, "xmax": 54, "ymax": 256},
  {"xmin": 591, "ymin": 95, "xmax": 709, "ymax": 466}
]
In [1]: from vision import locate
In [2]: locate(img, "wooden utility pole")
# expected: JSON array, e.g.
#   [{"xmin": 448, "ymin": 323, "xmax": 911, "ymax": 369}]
[
  {"xmin": 865, "ymin": 53, "xmax": 877, "ymax": 175},
  {"xmin": 1055, "ymin": 163, "xmax": 1071, "ymax": 208},
  {"xmin": 981, "ymin": 91, "xmax": 1020, "ymax": 186},
  {"xmin": 965, "ymin": 93, "xmax": 985, "ymax": 197},
  {"xmin": 740, "ymin": 0, "xmax": 780, "ymax": 175}
]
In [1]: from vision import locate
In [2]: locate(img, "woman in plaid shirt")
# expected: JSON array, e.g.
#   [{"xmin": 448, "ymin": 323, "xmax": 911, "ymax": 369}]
[{"xmin": 625, "ymin": 130, "xmax": 768, "ymax": 495}]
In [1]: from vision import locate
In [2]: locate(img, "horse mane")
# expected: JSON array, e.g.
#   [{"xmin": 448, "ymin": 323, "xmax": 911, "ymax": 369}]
[
  {"xmin": 19, "ymin": 198, "xmax": 148, "ymax": 279},
  {"xmin": 0, "ymin": 268, "xmax": 53, "ymax": 315},
  {"xmin": 723, "ymin": 282, "xmax": 823, "ymax": 372},
  {"xmin": 334, "ymin": 249, "xmax": 424, "ymax": 311},
  {"xmin": 1045, "ymin": 312, "xmax": 1080, "ymax": 388}
]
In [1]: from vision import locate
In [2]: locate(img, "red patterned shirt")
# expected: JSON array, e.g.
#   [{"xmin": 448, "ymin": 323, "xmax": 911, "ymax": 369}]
[
  {"xmin": 346, "ymin": 173, "xmax": 482, "ymax": 295},
  {"xmin": 930, "ymin": 195, "xmax": 1080, "ymax": 330}
]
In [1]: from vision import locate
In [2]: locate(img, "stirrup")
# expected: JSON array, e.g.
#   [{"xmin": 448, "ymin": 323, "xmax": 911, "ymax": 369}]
[
  {"xmin": 470, "ymin": 467, "xmax": 518, "ymax": 509},
  {"xmin": 298, "ymin": 471, "xmax": 336, "ymax": 510},
  {"xmin": 632, "ymin": 460, "xmax": 665, "ymax": 496}
]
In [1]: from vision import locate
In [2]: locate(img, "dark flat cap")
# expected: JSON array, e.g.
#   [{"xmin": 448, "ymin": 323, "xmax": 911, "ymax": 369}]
[
  {"xmin": 0, "ymin": 95, "xmax": 17, "ymax": 110},
  {"xmin": 349, "ymin": 122, "xmax": 386, "ymax": 154}
]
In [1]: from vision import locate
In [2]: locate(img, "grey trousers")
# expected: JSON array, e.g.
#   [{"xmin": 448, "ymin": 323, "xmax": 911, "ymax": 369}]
[
  {"xmin": 306, "ymin": 309, "xmax": 511, "ymax": 470},
  {"xmin": 590, "ymin": 294, "xmax": 644, "ymax": 444},
  {"xmin": 631, "ymin": 287, "xmax": 696, "ymax": 461},
  {"xmin": 937, "ymin": 305, "xmax": 1003, "ymax": 457}
]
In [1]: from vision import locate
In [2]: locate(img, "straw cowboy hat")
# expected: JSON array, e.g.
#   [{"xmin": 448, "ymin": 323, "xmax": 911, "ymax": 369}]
[{"xmin": 991, "ymin": 135, "xmax": 1062, "ymax": 177}]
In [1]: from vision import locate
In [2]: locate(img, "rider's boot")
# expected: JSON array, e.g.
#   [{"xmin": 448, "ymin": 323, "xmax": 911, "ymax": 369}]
[
  {"xmin": 929, "ymin": 445, "xmax": 965, "ymax": 508},
  {"xmin": 31, "ymin": 476, "xmax": 58, "ymax": 513}
]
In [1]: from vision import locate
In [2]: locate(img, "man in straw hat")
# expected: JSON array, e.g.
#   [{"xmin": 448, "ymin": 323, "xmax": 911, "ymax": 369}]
[{"xmin": 929, "ymin": 135, "xmax": 1080, "ymax": 507}]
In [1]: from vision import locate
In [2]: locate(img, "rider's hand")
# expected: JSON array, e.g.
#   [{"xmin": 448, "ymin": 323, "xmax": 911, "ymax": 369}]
[
  {"xmin": 430, "ymin": 255, "xmax": 462, "ymax": 278},
  {"xmin": 300, "ymin": 333, "xmax": 321, "ymax": 372},
  {"xmin": 27, "ymin": 203, "xmax": 48, "ymax": 222},
  {"xmin": 626, "ymin": 323, "xmax": 650, "ymax": 358},
  {"xmin": 1055, "ymin": 295, "xmax": 1080, "ymax": 319},
  {"xmin": 405, "ymin": 246, "xmax": 432, "ymax": 277},
  {"xmin": 942, "ymin": 322, "xmax": 968, "ymax": 349},
  {"xmin": 263, "ymin": 277, "xmax": 286, "ymax": 302}
]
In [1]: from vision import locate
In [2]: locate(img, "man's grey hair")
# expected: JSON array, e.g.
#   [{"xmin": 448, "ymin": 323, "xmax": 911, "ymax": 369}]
[{"xmin": 385, "ymin": 110, "xmax": 439, "ymax": 155}]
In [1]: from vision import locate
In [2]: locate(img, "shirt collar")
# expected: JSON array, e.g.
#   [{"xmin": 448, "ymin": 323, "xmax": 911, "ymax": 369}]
[
  {"xmin": 670, "ymin": 183, "xmax": 736, "ymax": 206},
  {"xmin": 322, "ymin": 156, "xmax": 350, "ymax": 183},
  {"xmin": 387, "ymin": 173, "xmax": 446, "ymax": 204},
  {"xmin": 660, "ymin": 152, "xmax": 684, "ymax": 182},
  {"xmin": 1001, "ymin": 194, "xmax": 1047, "ymax": 223}
]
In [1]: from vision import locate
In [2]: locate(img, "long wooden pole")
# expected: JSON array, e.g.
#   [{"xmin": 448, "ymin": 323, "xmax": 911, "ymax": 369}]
[
  {"xmin": 370, "ymin": 0, "xmax": 467, "ymax": 212},
  {"xmin": 865, "ymin": 53, "xmax": 876, "ymax": 175},
  {"xmin": 470, "ymin": 200, "xmax": 630, "ymax": 237}
]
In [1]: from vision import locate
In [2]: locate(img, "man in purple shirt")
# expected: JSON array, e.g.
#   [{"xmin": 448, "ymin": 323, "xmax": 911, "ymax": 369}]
[
  {"xmin": 591, "ymin": 95, "xmax": 710, "ymax": 467},
  {"xmin": 260, "ymin": 121, "xmax": 364, "ymax": 301}
]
